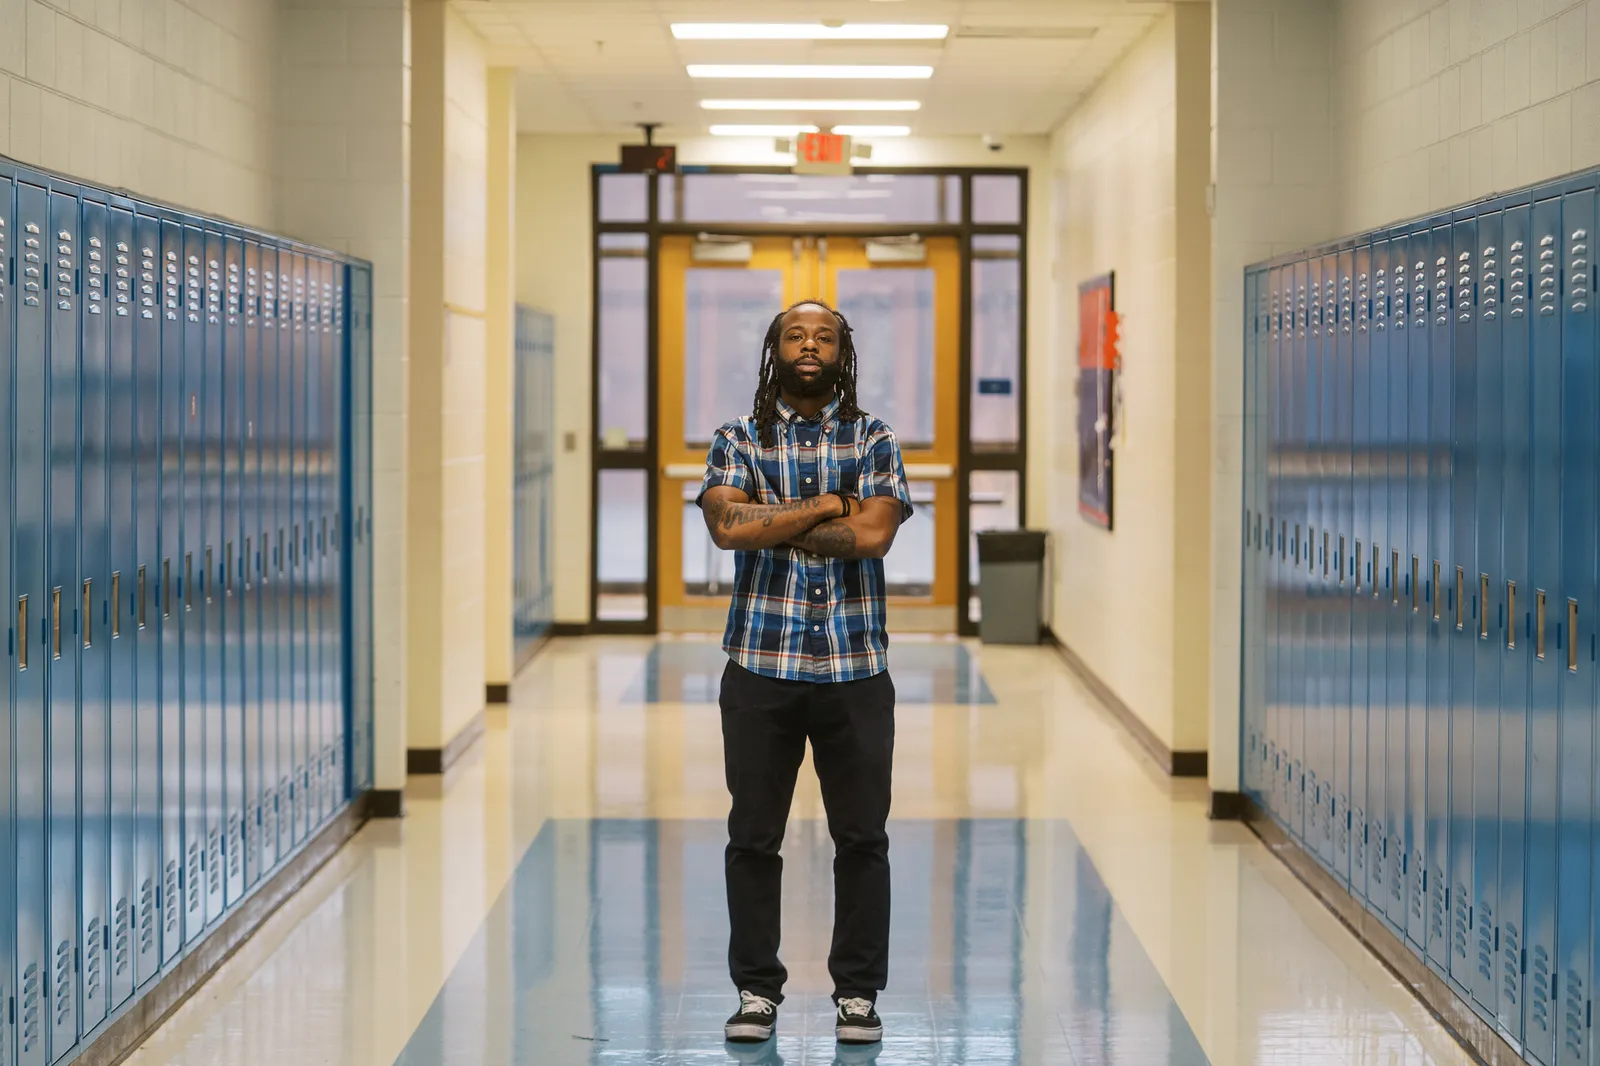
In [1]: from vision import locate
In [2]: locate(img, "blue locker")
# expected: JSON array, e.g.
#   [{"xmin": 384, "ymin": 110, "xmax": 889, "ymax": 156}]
[
  {"xmin": 274, "ymin": 254, "xmax": 295, "ymax": 862},
  {"xmin": 1303, "ymin": 253, "xmax": 1324, "ymax": 857},
  {"xmin": 222, "ymin": 232, "xmax": 245, "ymax": 907},
  {"xmin": 1448, "ymin": 215, "xmax": 1479, "ymax": 993},
  {"xmin": 106, "ymin": 202, "xmax": 138, "ymax": 1012},
  {"xmin": 202, "ymin": 229, "xmax": 224, "ymax": 926},
  {"xmin": 1387, "ymin": 232, "xmax": 1414, "ymax": 933},
  {"xmin": 1333, "ymin": 245, "xmax": 1354, "ymax": 886},
  {"xmin": 304, "ymin": 264, "xmax": 325, "ymax": 826},
  {"xmin": 1499, "ymin": 200, "xmax": 1533, "ymax": 1042},
  {"xmin": 241, "ymin": 241, "xmax": 262, "ymax": 890},
  {"xmin": 131, "ymin": 212, "xmax": 162, "ymax": 989},
  {"xmin": 1290, "ymin": 256, "xmax": 1308, "ymax": 842},
  {"xmin": 1351, "ymin": 240, "xmax": 1374, "ymax": 905},
  {"xmin": 79, "ymin": 194, "xmax": 112, "ymax": 1035},
  {"xmin": 1267, "ymin": 267, "xmax": 1285, "ymax": 820},
  {"xmin": 326, "ymin": 262, "xmax": 344, "ymax": 810},
  {"xmin": 1370, "ymin": 239, "xmax": 1395, "ymax": 919},
  {"xmin": 0, "ymin": 174, "xmax": 15, "ymax": 1066},
  {"xmin": 15, "ymin": 178, "xmax": 49, "ymax": 1066},
  {"xmin": 260, "ymin": 251, "xmax": 283, "ymax": 872},
  {"xmin": 158, "ymin": 217, "xmax": 186, "ymax": 964},
  {"xmin": 46, "ymin": 186, "xmax": 83, "ymax": 1060},
  {"xmin": 291, "ymin": 253, "xmax": 309, "ymax": 845},
  {"xmin": 1554, "ymin": 185, "xmax": 1595, "ymax": 1066},
  {"xmin": 1403, "ymin": 225, "xmax": 1431, "ymax": 954},
  {"xmin": 1470, "ymin": 209, "xmax": 1505, "ymax": 1019},
  {"xmin": 1242, "ymin": 269, "xmax": 1262, "ymax": 802},
  {"xmin": 349, "ymin": 264, "xmax": 373, "ymax": 794},
  {"xmin": 180, "ymin": 224, "xmax": 207, "ymax": 944},
  {"xmin": 1425, "ymin": 220, "xmax": 1453, "ymax": 974},
  {"xmin": 1525, "ymin": 193, "xmax": 1564, "ymax": 1066}
]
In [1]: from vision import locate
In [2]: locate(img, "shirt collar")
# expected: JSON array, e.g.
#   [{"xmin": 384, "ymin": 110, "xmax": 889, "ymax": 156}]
[{"xmin": 776, "ymin": 395, "xmax": 841, "ymax": 428}]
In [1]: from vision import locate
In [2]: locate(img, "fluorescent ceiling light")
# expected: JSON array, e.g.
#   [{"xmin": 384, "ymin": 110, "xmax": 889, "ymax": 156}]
[
  {"xmin": 709, "ymin": 124, "xmax": 819, "ymax": 137},
  {"xmin": 688, "ymin": 64, "xmax": 935, "ymax": 80},
  {"xmin": 700, "ymin": 99, "xmax": 922, "ymax": 112},
  {"xmin": 673, "ymin": 23, "xmax": 948, "ymax": 40},
  {"xmin": 832, "ymin": 125, "xmax": 911, "ymax": 137}
]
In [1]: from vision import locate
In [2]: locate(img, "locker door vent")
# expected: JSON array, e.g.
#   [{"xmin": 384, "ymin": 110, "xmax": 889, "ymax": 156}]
[
  {"xmin": 1476, "ymin": 899, "xmax": 1495, "ymax": 985},
  {"xmin": 113, "ymin": 897, "xmax": 130, "ymax": 978},
  {"xmin": 20, "ymin": 964, "xmax": 38, "ymax": 1054},
  {"xmin": 163, "ymin": 861, "xmax": 179, "ymax": 936},
  {"xmin": 83, "ymin": 916, "xmax": 103, "ymax": 1004},
  {"xmin": 139, "ymin": 878, "xmax": 155, "ymax": 957},
  {"xmin": 52, "ymin": 939, "xmax": 71, "ymax": 1028}
]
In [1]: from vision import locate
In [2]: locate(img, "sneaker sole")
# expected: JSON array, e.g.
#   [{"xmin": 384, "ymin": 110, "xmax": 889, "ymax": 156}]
[
  {"xmin": 836, "ymin": 1024, "xmax": 883, "ymax": 1044},
  {"xmin": 724, "ymin": 1022, "xmax": 775, "ymax": 1043}
]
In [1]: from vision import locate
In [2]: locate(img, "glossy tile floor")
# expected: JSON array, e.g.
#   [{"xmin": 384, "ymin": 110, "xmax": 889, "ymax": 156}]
[{"xmin": 124, "ymin": 636, "xmax": 1477, "ymax": 1065}]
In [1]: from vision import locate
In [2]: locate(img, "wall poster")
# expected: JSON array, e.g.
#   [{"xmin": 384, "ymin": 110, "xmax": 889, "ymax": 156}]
[{"xmin": 1076, "ymin": 273, "xmax": 1118, "ymax": 530}]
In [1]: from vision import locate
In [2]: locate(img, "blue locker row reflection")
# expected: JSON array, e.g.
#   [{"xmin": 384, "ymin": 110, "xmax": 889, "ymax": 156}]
[
  {"xmin": 0, "ymin": 161, "xmax": 374, "ymax": 1066},
  {"xmin": 1241, "ymin": 169, "xmax": 1600, "ymax": 1066},
  {"xmin": 512, "ymin": 305, "xmax": 554, "ymax": 662}
]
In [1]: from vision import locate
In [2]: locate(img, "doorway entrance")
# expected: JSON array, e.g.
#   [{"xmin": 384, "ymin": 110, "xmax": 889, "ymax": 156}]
[
  {"xmin": 589, "ymin": 167, "xmax": 1027, "ymax": 637},
  {"xmin": 656, "ymin": 234, "xmax": 961, "ymax": 632}
]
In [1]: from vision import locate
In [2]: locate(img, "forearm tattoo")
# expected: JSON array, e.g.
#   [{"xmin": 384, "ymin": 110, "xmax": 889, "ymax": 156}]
[
  {"xmin": 708, "ymin": 495, "xmax": 827, "ymax": 531},
  {"xmin": 790, "ymin": 521, "xmax": 858, "ymax": 557}
]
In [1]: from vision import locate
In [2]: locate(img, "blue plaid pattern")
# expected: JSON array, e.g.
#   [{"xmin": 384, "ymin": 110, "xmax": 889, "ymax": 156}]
[{"xmin": 699, "ymin": 397, "xmax": 913, "ymax": 683}]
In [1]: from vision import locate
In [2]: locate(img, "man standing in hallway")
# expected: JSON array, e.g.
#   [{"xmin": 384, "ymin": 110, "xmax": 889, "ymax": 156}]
[{"xmin": 698, "ymin": 301, "xmax": 913, "ymax": 1046}]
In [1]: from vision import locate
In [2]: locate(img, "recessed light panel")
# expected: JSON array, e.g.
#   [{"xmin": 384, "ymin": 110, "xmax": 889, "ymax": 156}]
[
  {"xmin": 672, "ymin": 23, "xmax": 948, "ymax": 40},
  {"xmin": 688, "ymin": 65, "xmax": 935, "ymax": 80},
  {"xmin": 700, "ymin": 99, "xmax": 922, "ymax": 112}
]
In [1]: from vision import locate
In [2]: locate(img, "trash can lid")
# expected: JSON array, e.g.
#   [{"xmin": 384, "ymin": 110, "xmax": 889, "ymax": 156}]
[{"xmin": 976, "ymin": 530, "xmax": 1047, "ymax": 563}]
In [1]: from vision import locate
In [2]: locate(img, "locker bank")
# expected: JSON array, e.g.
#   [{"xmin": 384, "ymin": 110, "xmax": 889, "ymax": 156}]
[{"xmin": 7, "ymin": 2, "xmax": 1600, "ymax": 1065}]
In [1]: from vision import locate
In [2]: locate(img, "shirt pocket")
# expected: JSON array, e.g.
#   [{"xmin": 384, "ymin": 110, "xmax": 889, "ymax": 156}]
[{"xmin": 831, "ymin": 445, "xmax": 863, "ymax": 496}]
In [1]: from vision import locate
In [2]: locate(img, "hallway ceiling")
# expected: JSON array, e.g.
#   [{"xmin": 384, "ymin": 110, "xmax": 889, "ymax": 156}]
[{"xmin": 457, "ymin": 1, "xmax": 1171, "ymax": 138}]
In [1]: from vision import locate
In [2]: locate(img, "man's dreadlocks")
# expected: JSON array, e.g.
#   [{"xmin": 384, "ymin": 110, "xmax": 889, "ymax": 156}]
[{"xmin": 751, "ymin": 300, "xmax": 863, "ymax": 448}]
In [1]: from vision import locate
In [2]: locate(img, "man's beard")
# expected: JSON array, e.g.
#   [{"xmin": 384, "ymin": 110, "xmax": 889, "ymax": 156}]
[{"xmin": 775, "ymin": 358, "xmax": 842, "ymax": 399}]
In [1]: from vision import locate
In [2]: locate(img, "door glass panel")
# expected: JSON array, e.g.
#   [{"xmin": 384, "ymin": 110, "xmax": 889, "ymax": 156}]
[
  {"xmin": 885, "ymin": 481, "xmax": 936, "ymax": 597},
  {"xmin": 968, "ymin": 470, "xmax": 1021, "ymax": 622},
  {"xmin": 834, "ymin": 268, "xmax": 935, "ymax": 448},
  {"xmin": 680, "ymin": 173, "xmax": 944, "ymax": 224},
  {"xmin": 598, "ymin": 469, "xmax": 649, "ymax": 621},
  {"xmin": 599, "ymin": 256, "xmax": 648, "ymax": 449},
  {"xmin": 944, "ymin": 175, "xmax": 963, "ymax": 223},
  {"xmin": 682, "ymin": 481, "xmax": 737, "ymax": 596},
  {"xmin": 598, "ymin": 173, "xmax": 649, "ymax": 222},
  {"xmin": 972, "ymin": 174, "xmax": 1022, "ymax": 224},
  {"xmin": 683, "ymin": 268, "xmax": 784, "ymax": 447},
  {"xmin": 971, "ymin": 242, "xmax": 1021, "ymax": 449}
]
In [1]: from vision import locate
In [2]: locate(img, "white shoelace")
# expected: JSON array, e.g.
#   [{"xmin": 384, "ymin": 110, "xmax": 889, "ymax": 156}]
[
  {"xmin": 837, "ymin": 996, "xmax": 874, "ymax": 1018},
  {"xmin": 739, "ymin": 990, "xmax": 777, "ymax": 1017}
]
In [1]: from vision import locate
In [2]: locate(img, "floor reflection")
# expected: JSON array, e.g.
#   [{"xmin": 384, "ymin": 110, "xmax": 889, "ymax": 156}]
[
  {"xmin": 392, "ymin": 819, "xmax": 1207, "ymax": 1066},
  {"xmin": 622, "ymin": 641, "xmax": 997, "ymax": 706}
]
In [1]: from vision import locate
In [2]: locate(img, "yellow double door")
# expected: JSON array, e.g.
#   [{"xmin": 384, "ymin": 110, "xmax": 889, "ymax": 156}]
[{"xmin": 656, "ymin": 234, "xmax": 962, "ymax": 632}]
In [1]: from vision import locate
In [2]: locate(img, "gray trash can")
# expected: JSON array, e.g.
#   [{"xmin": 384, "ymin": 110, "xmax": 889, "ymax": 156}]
[{"xmin": 976, "ymin": 531, "xmax": 1047, "ymax": 645}]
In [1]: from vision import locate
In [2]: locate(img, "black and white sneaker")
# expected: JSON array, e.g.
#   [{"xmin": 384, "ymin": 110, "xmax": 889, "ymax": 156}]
[
  {"xmin": 835, "ymin": 997, "xmax": 883, "ymax": 1044},
  {"xmin": 724, "ymin": 990, "xmax": 778, "ymax": 1042}
]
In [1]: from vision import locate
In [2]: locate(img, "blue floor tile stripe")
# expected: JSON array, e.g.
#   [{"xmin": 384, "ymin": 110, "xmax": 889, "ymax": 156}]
[
  {"xmin": 393, "ymin": 819, "xmax": 1208, "ymax": 1066},
  {"xmin": 623, "ymin": 643, "xmax": 997, "ymax": 705}
]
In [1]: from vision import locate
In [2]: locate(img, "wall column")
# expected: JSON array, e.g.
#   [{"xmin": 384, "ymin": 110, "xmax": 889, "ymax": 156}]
[{"xmin": 484, "ymin": 68, "xmax": 517, "ymax": 690}]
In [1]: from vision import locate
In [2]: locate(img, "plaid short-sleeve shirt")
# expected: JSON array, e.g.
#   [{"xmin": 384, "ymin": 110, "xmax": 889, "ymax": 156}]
[{"xmin": 699, "ymin": 397, "xmax": 913, "ymax": 684}]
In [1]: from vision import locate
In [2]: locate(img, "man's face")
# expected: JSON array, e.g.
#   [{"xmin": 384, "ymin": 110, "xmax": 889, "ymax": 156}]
[{"xmin": 775, "ymin": 303, "xmax": 842, "ymax": 399}]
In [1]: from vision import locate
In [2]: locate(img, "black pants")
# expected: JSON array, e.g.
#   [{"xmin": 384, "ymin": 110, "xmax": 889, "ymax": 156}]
[{"xmin": 720, "ymin": 660, "xmax": 895, "ymax": 1004}]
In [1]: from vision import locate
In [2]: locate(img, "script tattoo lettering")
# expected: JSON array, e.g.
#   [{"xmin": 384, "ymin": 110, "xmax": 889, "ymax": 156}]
[{"xmin": 712, "ymin": 496, "xmax": 825, "ymax": 531}]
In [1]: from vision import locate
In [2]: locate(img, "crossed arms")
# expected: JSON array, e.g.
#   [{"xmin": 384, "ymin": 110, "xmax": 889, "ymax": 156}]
[{"xmin": 699, "ymin": 486, "xmax": 902, "ymax": 560}]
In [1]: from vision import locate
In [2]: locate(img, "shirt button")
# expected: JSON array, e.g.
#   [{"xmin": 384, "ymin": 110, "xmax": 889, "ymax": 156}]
[
  {"xmin": 813, "ymin": 625, "xmax": 821, "ymax": 632},
  {"xmin": 805, "ymin": 477, "xmax": 813, "ymax": 484},
  {"xmin": 805, "ymin": 441, "xmax": 814, "ymax": 446},
  {"xmin": 813, "ymin": 588, "xmax": 822, "ymax": 597}
]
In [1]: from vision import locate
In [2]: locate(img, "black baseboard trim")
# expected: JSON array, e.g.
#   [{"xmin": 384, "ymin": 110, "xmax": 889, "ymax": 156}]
[
  {"xmin": 74, "ymin": 792, "xmax": 372, "ymax": 1066},
  {"xmin": 1208, "ymin": 789, "xmax": 1247, "ymax": 820},
  {"xmin": 1042, "ymin": 631, "xmax": 1208, "ymax": 779},
  {"xmin": 1239, "ymin": 795, "xmax": 1525, "ymax": 1066},
  {"xmin": 406, "ymin": 707, "xmax": 487, "ymax": 775},
  {"xmin": 549, "ymin": 622, "xmax": 589, "ymax": 637},
  {"xmin": 368, "ymin": 789, "xmax": 405, "ymax": 818},
  {"xmin": 486, "ymin": 683, "xmax": 510, "ymax": 704}
]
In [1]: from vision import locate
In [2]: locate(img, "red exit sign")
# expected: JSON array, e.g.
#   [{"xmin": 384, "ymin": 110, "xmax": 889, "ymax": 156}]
[{"xmin": 795, "ymin": 131, "xmax": 853, "ymax": 175}]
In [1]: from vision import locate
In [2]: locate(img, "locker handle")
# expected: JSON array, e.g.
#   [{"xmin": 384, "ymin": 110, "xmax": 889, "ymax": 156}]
[
  {"xmin": 52, "ymin": 587, "xmax": 61, "ymax": 660},
  {"xmin": 83, "ymin": 579, "xmax": 92, "ymax": 648},
  {"xmin": 1480, "ymin": 574, "xmax": 1490, "ymax": 639},
  {"xmin": 1433, "ymin": 561, "xmax": 1441, "ymax": 621},
  {"xmin": 321, "ymin": 516, "xmax": 328, "ymax": 558},
  {"xmin": 1323, "ymin": 531, "xmax": 1330, "ymax": 579},
  {"xmin": 1507, "ymin": 581, "xmax": 1517, "ymax": 649},
  {"xmin": 1338, "ymin": 536, "xmax": 1346, "ymax": 585},
  {"xmin": 1412, "ymin": 556, "xmax": 1420, "ymax": 613},
  {"xmin": 185, "ymin": 553, "xmax": 192, "ymax": 611},
  {"xmin": 18, "ymin": 596, "xmax": 27, "ymax": 671},
  {"xmin": 1355, "ymin": 541, "xmax": 1363, "ymax": 593},
  {"xmin": 292, "ymin": 525, "xmax": 299, "ymax": 567},
  {"xmin": 245, "ymin": 538, "xmax": 252, "ymax": 590},
  {"xmin": 111, "ymin": 571, "xmax": 120, "ymax": 639},
  {"xmin": 1569, "ymin": 598, "xmax": 1578, "ymax": 673},
  {"xmin": 137, "ymin": 566, "xmax": 146, "ymax": 629},
  {"xmin": 1536, "ymin": 589, "xmax": 1546, "ymax": 660},
  {"xmin": 226, "ymin": 542, "xmax": 233, "ymax": 596},
  {"xmin": 1392, "ymin": 550, "xmax": 1400, "ymax": 605},
  {"xmin": 278, "ymin": 529, "xmax": 285, "ymax": 574},
  {"xmin": 205, "ymin": 546, "xmax": 213, "ymax": 603},
  {"xmin": 1454, "ymin": 566, "xmax": 1464, "ymax": 630}
]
